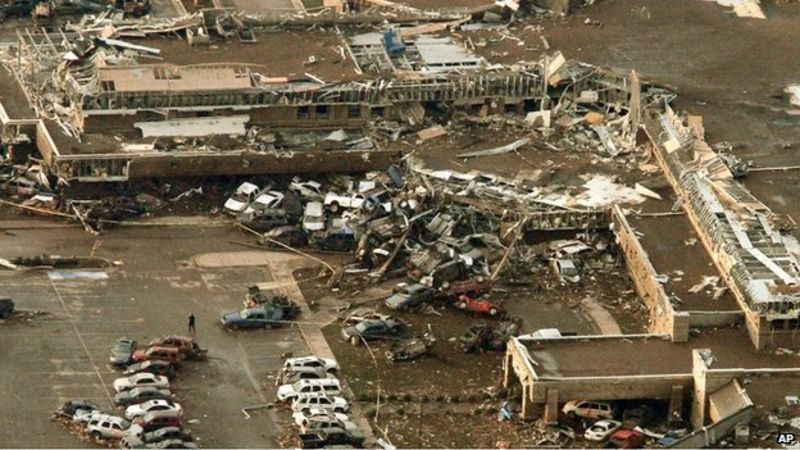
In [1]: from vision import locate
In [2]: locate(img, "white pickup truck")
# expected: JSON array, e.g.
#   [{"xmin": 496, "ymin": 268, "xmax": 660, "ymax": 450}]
[{"xmin": 323, "ymin": 192, "xmax": 366, "ymax": 212}]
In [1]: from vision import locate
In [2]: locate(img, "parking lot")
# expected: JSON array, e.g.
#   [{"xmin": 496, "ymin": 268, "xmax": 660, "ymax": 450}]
[{"xmin": 0, "ymin": 224, "xmax": 309, "ymax": 447}]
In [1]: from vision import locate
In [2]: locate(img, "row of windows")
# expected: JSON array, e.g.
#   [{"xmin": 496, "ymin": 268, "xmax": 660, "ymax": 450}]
[{"xmin": 296, "ymin": 105, "xmax": 385, "ymax": 120}]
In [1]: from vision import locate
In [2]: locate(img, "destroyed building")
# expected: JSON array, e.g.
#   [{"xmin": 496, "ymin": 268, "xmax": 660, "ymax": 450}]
[{"xmin": 0, "ymin": 6, "xmax": 664, "ymax": 183}]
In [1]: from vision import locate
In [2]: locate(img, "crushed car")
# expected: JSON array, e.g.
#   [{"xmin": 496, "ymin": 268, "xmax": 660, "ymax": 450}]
[
  {"xmin": 385, "ymin": 283, "xmax": 436, "ymax": 311},
  {"xmin": 386, "ymin": 333, "xmax": 435, "ymax": 362},
  {"xmin": 341, "ymin": 318, "xmax": 404, "ymax": 346}
]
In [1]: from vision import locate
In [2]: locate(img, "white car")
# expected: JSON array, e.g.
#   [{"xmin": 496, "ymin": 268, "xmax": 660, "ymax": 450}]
[
  {"xmin": 243, "ymin": 190, "xmax": 284, "ymax": 215},
  {"xmin": 584, "ymin": 419, "xmax": 622, "ymax": 441},
  {"xmin": 323, "ymin": 192, "xmax": 366, "ymax": 212},
  {"xmin": 224, "ymin": 182, "xmax": 262, "ymax": 214},
  {"xmin": 86, "ymin": 413, "xmax": 131, "ymax": 440},
  {"xmin": 284, "ymin": 356, "xmax": 339, "ymax": 374},
  {"xmin": 277, "ymin": 379, "xmax": 342, "ymax": 402},
  {"xmin": 124, "ymin": 399, "xmax": 182, "ymax": 421},
  {"xmin": 563, "ymin": 400, "xmax": 616, "ymax": 420},
  {"xmin": 290, "ymin": 179, "xmax": 323, "ymax": 200},
  {"xmin": 298, "ymin": 414, "xmax": 358, "ymax": 433},
  {"xmin": 302, "ymin": 201, "xmax": 326, "ymax": 231},
  {"xmin": 292, "ymin": 407, "xmax": 351, "ymax": 428},
  {"xmin": 113, "ymin": 373, "xmax": 170, "ymax": 393},
  {"xmin": 291, "ymin": 393, "xmax": 349, "ymax": 413}
]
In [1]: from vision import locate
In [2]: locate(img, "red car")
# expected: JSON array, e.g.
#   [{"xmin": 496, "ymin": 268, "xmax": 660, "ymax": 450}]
[
  {"xmin": 149, "ymin": 336, "xmax": 207, "ymax": 360},
  {"xmin": 132, "ymin": 346, "xmax": 181, "ymax": 364},
  {"xmin": 441, "ymin": 277, "xmax": 493, "ymax": 298},
  {"xmin": 455, "ymin": 294, "xmax": 505, "ymax": 317}
]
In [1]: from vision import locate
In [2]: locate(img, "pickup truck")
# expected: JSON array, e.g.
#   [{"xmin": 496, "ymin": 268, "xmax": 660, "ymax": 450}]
[{"xmin": 323, "ymin": 192, "xmax": 365, "ymax": 212}]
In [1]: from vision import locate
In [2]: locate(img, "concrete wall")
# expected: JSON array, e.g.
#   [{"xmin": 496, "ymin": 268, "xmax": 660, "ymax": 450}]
[
  {"xmin": 687, "ymin": 310, "xmax": 744, "ymax": 328},
  {"xmin": 611, "ymin": 205, "xmax": 689, "ymax": 342}
]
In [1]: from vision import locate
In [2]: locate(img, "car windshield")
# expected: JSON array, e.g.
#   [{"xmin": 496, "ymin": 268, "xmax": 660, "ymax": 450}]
[
  {"xmin": 240, "ymin": 310, "xmax": 249, "ymax": 319},
  {"xmin": 231, "ymin": 192, "xmax": 249, "ymax": 203},
  {"xmin": 354, "ymin": 322, "xmax": 371, "ymax": 332}
]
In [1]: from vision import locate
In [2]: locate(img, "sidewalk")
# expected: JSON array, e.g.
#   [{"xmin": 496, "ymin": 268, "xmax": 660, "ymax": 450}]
[{"xmin": 193, "ymin": 250, "xmax": 378, "ymax": 444}]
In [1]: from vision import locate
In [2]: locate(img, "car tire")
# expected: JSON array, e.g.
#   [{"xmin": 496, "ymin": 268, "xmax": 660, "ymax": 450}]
[
  {"xmin": 91, "ymin": 431, "xmax": 102, "ymax": 440},
  {"xmin": 350, "ymin": 336, "xmax": 361, "ymax": 346},
  {"xmin": 329, "ymin": 202, "xmax": 340, "ymax": 213},
  {"xmin": 457, "ymin": 301, "xmax": 467, "ymax": 310},
  {"xmin": 489, "ymin": 307, "xmax": 498, "ymax": 316}
]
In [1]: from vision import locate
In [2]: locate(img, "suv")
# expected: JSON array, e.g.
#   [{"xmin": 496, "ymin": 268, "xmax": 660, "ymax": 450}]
[
  {"xmin": 292, "ymin": 394, "xmax": 349, "ymax": 413},
  {"xmin": 86, "ymin": 413, "xmax": 131, "ymax": 440},
  {"xmin": 281, "ymin": 366, "xmax": 335, "ymax": 384},
  {"xmin": 562, "ymin": 400, "xmax": 615, "ymax": 420},
  {"xmin": 284, "ymin": 356, "xmax": 339, "ymax": 374},
  {"xmin": 277, "ymin": 379, "xmax": 342, "ymax": 402},
  {"xmin": 299, "ymin": 415, "xmax": 357, "ymax": 433}
]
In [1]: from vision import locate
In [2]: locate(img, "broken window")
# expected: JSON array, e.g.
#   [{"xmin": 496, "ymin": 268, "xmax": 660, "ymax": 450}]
[
  {"xmin": 347, "ymin": 105, "xmax": 361, "ymax": 119},
  {"xmin": 371, "ymin": 107, "xmax": 385, "ymax": 118},
  {"xmin": 101, "ymin": 81, "xmax": 116, "ymax": 92},
  {"xmin": 297, "ymin": 106, "xmax": 310, "ymax": 119},
  {"xmin": 315, "ymin": 105, "xmax": 329, "ymax": 120}
]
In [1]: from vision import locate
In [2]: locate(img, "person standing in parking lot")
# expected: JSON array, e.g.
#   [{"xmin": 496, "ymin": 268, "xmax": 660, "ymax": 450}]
[{"xmin": 188, "ymin": 312, "xmax": 196, "ymax": 335}]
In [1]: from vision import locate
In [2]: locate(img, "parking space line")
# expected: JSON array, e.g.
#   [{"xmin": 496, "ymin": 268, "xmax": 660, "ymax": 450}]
[
  {"xmin": 49, "ymin": 278, "xmax": 115, "ymax": 406},
  {"xmin": 237, "ymin": 340, "xmax": 268, "ymax": 403}
]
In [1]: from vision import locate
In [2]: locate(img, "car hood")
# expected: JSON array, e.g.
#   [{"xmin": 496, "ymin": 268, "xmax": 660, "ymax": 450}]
[
  {"xmin": 110, "ymin": 349, "xmax": 131, "ymax": 362},
  {"xmin": 221, "ymin": 312, "xmax": 241, "ymax": 323},
  {"xmin": 277, "ymin": 385, "xmax": 295, "ymax": 399},
  {"xmin": 224, "ymin": 198, "xmax": 246, "ymax": 212}
]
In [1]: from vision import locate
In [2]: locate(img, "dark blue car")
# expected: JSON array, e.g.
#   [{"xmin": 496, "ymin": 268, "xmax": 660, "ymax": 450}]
[{"xmin": 220, "ymin": 307, "xmax": 284, "ymax": 330}]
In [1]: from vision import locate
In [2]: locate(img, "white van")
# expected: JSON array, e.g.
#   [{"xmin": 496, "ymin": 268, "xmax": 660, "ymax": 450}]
[{"xmin": 277, "ymin": 378, "xmax": 341, "ymax": 401}]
